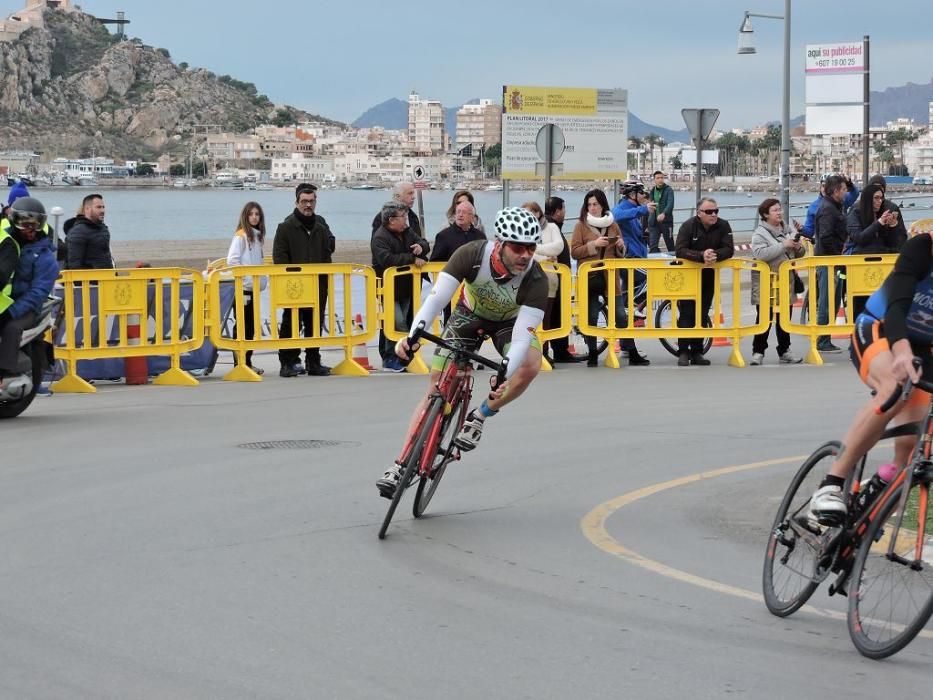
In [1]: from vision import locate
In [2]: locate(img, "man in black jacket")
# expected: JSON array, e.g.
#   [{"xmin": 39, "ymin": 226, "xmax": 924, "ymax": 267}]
[
  {"xmin": 814, "ymin": 175, "xmax": 848, "ymax": 353},
  {"xmin": 272, "ymin": 183, "xmax": 335, "ymax": 377},
  {"xmin": 430, "ymin": 200, "xmax": 485, "ymax": 324},
  {"xmin": 371, "ymin": 201, "xmax": 430, "ymax": 372},
  {"xmin": 65, "ymin": 194, "xmax": 113, "ymax": 270},
  {"xmin": 674, "ymin": 198, "xmax": 734, "ymax": 366}
]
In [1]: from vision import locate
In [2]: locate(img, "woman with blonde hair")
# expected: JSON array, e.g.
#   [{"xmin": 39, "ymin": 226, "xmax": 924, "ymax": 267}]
[{"xmin": 226, "ymin": 201, "xmax": 267, "ymax": 373}]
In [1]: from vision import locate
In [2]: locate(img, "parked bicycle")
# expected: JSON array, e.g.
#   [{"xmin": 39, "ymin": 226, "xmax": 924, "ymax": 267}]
[
  {"xmin": 378, "ymin": 322, "xmax": 508, "ymax": 540},
  {"xmin": 763, "ymin": 377, "xmax": 933, "ymax": 659}
]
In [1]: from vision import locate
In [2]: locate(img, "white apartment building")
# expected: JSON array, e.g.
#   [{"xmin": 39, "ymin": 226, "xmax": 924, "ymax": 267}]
[
  {"xmin": 271, "ymin": 154, "xmax": 335, "ymax": 182},
  {"xmin": 904, "ymin": 135, "xmax": 933, "ymax": 179},
  {"xmin": 408, "ymin": 92, "xmax": 446, "ymax": 156},
  {"xmin": 454, "ymin": 99, "xmax": 502, "ymax": 152},
  {"xmin": 206, "ymin": 133, "xmax": 262, "ymax": 161}
]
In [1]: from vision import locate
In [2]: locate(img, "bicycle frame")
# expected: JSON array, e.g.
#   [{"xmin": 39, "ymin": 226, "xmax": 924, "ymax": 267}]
[
  {"xmin": 821, "ymin": 395, "xmax": 933, "ymax": 589},
  {"xmin": 395, "ymin": 357, "xmax": 473, "ymax": 478}
]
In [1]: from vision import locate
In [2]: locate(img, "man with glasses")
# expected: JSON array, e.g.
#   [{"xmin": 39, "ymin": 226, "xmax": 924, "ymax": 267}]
[
  {"xmin": 371, "ymin": 201, "xmax": 431, "ymax": 372},
  {"xmin": 272, "ymin": 183, "xmax": 335, "ymax": 377},
  {"xmin": 674, "ymin": 197, "xmax": 734, "ymax": 366},
  {"xmin": 376, "ymin": 207, "xmax": 547, "ymax": 498}
]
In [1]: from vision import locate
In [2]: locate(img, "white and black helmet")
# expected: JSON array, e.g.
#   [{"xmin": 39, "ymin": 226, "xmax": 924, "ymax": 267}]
[{"xmin": 493, "ymin": 207, "xmax": 540, "ymax": 245}]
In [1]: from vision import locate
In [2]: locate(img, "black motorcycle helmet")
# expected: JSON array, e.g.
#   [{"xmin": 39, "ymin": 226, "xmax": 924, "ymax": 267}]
[{"xmin": 9, "ymin": 197, "xmax": 47, "ymax": 233}]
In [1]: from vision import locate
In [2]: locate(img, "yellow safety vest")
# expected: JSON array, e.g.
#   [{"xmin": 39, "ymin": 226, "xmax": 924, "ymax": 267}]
[{"xmin": 0, "ymin": 220, "xmax": 23, "ymax": 315}]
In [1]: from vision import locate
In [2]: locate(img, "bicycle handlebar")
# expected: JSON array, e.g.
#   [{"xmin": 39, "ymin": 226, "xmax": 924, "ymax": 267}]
[
  {"xmin": 407, "ymin": 322, "xmax": 509, "ymax": 389},
  {"xmin": 874, "ymin": 358, "xmax": 928, "ymax": 415}
]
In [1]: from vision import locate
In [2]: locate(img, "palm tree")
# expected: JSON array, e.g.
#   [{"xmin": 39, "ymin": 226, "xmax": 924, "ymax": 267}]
[
  {"xmin": 644, "ymin": 133, "xmax": 662, "ymax": 175},
  {"xmin": 629, "ymin": 136, "xmax": 644, "ymax": 177}
]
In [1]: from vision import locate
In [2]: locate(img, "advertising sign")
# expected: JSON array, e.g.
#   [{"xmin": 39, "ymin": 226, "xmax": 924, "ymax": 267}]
[
  {"xmin": 805, "ymin": 40, "xmax": 866, "ymax": 135},
  {"xmin": 501, "ymin": 85, "xmax": 628, "ymax": 180}
]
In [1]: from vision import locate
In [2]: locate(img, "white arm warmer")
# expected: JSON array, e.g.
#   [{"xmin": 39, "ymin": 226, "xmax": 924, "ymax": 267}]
[
  {"xmin": 503, "ymin": 305, "xmax": 545, "ymax": 380},
  {"xmin": 406, "ymin": 272, "xmax": 460, "ymax": 339}
]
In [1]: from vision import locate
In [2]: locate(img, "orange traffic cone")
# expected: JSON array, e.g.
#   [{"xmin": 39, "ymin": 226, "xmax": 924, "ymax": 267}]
[
  {"xmin": 832, "ymin": 307, "xmax": 849, "ymax": 340},
  {"xmin": 712, "ymin": 313, "xmax": 731, "ymax": 347},
  {"xmin": 351, "ymin": 313, "xmax": 373, "ymax": 370}
]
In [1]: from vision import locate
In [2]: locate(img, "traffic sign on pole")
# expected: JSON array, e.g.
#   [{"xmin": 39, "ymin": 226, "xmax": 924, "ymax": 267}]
[{"xmin": 681, "ymin": 108, "xmax": 720, "ymax": 144}]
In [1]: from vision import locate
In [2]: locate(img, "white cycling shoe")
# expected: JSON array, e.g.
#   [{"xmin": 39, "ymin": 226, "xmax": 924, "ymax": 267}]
[{"xmin": 453, "ymin": 409, "xmax": 485, "ymax": 452}]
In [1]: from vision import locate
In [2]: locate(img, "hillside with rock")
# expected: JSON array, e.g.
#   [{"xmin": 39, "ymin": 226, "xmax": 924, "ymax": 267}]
[{"xmin": 0, "ymin": 7, "xmax": 340, "ymax": 158}]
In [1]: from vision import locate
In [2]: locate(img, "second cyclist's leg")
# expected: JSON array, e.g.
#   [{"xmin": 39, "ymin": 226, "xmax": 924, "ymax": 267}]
[{"xmin": 811, "ymin": 345, "xmax": 911, "ymax": 521}]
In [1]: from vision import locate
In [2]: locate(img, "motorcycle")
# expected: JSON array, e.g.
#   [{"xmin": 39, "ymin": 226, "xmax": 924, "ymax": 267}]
[{"xmin": 0, "ymin": 295, "xmax": 60, "ymax": 418}]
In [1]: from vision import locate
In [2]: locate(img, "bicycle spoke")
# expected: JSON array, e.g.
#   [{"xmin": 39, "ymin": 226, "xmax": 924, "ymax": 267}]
[{"xmin": 849, "ymin": 485, "xmax": 933, "ymax": 658}]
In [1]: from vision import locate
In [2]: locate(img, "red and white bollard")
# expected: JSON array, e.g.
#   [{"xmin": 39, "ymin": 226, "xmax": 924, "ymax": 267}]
[{"xmin": 124, "ymin": 313, "xmax": 148, "ymax": 385}]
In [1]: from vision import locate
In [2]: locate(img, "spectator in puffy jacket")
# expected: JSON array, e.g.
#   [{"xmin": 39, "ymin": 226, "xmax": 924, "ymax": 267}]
[{"xmin": 65, "ymin": 193, "xmax": 113, "ymax": 270}]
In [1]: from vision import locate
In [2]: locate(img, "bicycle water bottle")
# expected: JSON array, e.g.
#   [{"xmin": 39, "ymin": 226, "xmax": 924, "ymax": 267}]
[{"xmin": 854, "ymin": 465, "xmax": 893, "ymax": 514}]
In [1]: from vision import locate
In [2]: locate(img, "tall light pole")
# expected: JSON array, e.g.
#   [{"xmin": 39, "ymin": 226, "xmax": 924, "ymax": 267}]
[{"xmin": 739, "ymin": 0, "xmax": 791, "ymax": 220}]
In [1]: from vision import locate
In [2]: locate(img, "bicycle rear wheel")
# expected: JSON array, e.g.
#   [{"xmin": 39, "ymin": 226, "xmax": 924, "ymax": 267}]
[
  {"xmin": 378, "ymin": 397, "xmax": 442, "ymax": 539},
  {"xmin": 413, "ymin": 392, "xmax": 467, "ymax": 518},
  {"xmin": 763, "ymin": 441, "xmax": 841, "ymax": 616},
  {"xmin": 657, "ymin": 300, "xmax": 713, "ymax": 357},
  {"xmin": 847, "ymin": 480, "xmax": 933, "ymax": 659}
]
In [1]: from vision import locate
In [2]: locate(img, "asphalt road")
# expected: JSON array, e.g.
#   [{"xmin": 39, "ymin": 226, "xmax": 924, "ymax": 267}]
[{"xmin": 3, "ymin": 342, "xmax": 930, "ymax": 699}]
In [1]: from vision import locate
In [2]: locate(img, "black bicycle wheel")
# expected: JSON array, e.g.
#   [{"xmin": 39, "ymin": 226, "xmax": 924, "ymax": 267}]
[
  {"xmin": 847, "ymin": 482, "xmax": 933, "ymax": 658},
  {"xmin": 762, "ymin": 441, "xmax": 841, "ymax": 616},
  {"xmin": 656, "ymin": 300, "xmax": 713, "ymax": 357},
  {"xmin": 413, "ymin": 392, "xmax": 467, "ymax": 518},
  {"xmin": 378, "ymin": 398, "xmax": 442, "ymax": 539}
]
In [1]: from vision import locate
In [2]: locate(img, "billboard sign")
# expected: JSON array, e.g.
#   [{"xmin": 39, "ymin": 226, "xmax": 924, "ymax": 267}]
[{"xmin": 501, "ymin": 85, "xmax": 628, "ymax": 180}]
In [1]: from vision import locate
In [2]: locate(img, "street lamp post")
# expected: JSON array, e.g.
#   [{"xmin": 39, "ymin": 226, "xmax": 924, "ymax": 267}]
[{"xmin": 739, "ymin": 0, "xmax": 791, "ymax": 221}]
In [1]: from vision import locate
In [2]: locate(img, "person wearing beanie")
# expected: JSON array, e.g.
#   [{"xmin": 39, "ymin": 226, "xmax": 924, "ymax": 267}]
[{"xmin": 7, "ymin": 181, "xmax": 29, "ymax": 208}]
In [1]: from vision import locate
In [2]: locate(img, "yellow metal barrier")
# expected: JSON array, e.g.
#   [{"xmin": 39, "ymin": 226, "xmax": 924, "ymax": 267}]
[
  {"xmin": 535, "ymin": 261, "xmax": 573, "ymax": 372},
  {"xmin": 576, "ymin": 257, "xmax": 771, "ymax": 368},
  {"xmin": 207, "ymin": 263, "xmax": 378, "ymax": 380},
  {"xmin": 381, "ymin": 263, "xmax": 459, "ymax": 374},
  {"xmin": 778, "ymin": 254, "xmax": 896, "ymax": 365},
  {"xmin": 53, "ymin": 267, "xmax": 205, "ymax": 393}
]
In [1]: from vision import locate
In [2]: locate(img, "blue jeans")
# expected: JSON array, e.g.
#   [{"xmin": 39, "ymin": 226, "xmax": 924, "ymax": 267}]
[{"xmin": 816, "ymin": 265, "xmax": 844, "ymax": 347}]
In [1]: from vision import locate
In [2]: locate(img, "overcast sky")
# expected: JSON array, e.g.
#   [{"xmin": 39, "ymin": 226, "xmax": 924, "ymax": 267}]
[{"xmin": 5, "ymin": 0, "xmax": 931, "ymax": 129}]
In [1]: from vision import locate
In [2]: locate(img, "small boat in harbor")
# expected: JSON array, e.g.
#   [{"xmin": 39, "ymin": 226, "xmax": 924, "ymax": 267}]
[
  {"xmin": 349, "ymin": 183, "xmax": 376, "ymax": 190},
  {"xmin": 77, "ymin": 174, "xmax": 98, "ymax": 187}
]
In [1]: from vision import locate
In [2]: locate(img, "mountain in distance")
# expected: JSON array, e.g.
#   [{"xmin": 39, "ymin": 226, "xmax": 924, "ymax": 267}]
[
  {"xmin": 868, "ymin": 77, "xmax": 933, "ymax": 126},
  {"xmin": 352, "ymin": 97, "xmax": 689, "ymax": 141},
  {"xmin": 0, "ymin": 5, "xmax": 342, "ymax": 158}
]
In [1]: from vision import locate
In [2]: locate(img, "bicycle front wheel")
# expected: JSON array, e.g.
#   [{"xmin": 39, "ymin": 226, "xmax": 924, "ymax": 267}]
[
  {"xmin": 847, "ymin": 481, "xmax": 933, "ymax": 659},
  {"xmin": 762, "ymin": 441, "xmax": 841, "ymax": 616},
  {"xmin": 413, "ymin": 392, "xmax": 467, "ymax": 518},
  {"xmin": 657, "ymin": 300, "xmax": 713, "ymax": 357},
  {"xmin": 378, "ymin": 397, "xmax": 442, "ymax": 539}
]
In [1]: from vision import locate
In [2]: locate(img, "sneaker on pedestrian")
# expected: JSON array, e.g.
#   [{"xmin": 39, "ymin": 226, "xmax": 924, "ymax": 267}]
[
  {"xmin": 817, "ymin": 342, "xmax": 843, "ymax": 354},
  {"xmin": 453, "ymin": 409, "xmax": 485, "ymax": 451},
  {"xmin": 809, "ymin": 484, "xmax": 847, "ymax": 525},
  {"xmin": 677, "ymin": 351, "xmax": 690, "ymax": 367},
  {"xmin": 779, "ymin": 351, "xmax": 802, "ymax": 364},
  {"xmin": 383, "ymin": 357, "xmax": 406, "ymax": 373},
  {"xmin": 750, "ymin": 352, "xmax": 764, "ymax": 366},
  {"xmin": 689, "ymin": 352, "xmax": 711, "ymax": 366},
  {"xmin": 376, "ymin": 463, "xmax": 403, "ymax": 499}
]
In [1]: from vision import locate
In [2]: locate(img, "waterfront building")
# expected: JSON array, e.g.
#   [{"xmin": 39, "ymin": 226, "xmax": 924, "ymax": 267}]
[
  {"xmin": 408, "ymin": 92, "xmax": 446, "ymax": 156},
  {"xmin": 455, "ymin": 99, "xmax": 502, "ymax": 153},
  {"xmin": 271, "ymin": 154, "xmax": 335, "ymax": 182},
  {"xmin": 0, "ymin": 150, "xmax": 39, "ymax": 176},
  {"xmin": 50, "ymin": 156, "xmax": 116, "ymax": 177}
]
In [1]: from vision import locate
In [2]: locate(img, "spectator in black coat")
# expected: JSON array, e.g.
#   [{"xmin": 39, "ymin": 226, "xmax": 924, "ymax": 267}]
[
  {"xmin": 65, "ymin": 194, "xmax": 113, "ymax": 270},
  {"xmin": 371, "ymin": 201, "xmax": 430, "ymax": 372}
]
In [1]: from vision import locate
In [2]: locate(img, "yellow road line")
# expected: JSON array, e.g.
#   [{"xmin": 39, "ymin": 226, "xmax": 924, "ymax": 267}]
[{"xmin": 580, "ymin": 456, "xmax": 804, "ymax": 602}]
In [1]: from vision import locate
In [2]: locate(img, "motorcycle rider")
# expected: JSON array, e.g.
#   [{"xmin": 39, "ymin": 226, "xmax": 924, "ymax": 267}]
[{"xmin": 0, "ymin": 197, "xmax": 58, "ymax": 387}]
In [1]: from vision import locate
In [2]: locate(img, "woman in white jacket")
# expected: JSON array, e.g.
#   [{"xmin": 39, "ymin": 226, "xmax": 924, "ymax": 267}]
[
  {"xmin": 750, "ymin": 197, "xmax": 805, "ymax": 366},
  {"xmin": 226, "ymin": 201, "xmax": 267, "ymax": 373},
  {"xmin": 522, "ymin": 201, "xmax": 563, "ymax": 302}
]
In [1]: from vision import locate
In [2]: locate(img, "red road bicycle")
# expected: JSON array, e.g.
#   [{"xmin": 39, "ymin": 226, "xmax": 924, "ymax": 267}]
[
  {"xmin": 378, "ymin": 322, "xmax": 508, "ymax": 540},
  {"xmin": 763, "ymin": 373, "xmax": 933, "ymax": 658}
]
